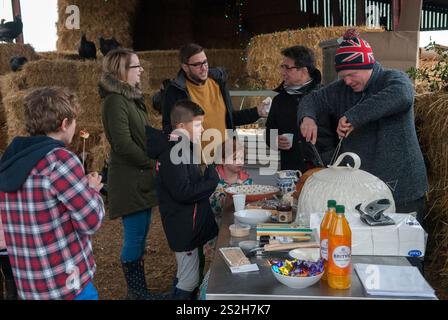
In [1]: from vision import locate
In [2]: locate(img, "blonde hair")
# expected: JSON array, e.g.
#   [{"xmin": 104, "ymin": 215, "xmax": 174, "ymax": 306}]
[
  {"xmin": 102, "ymin": 48, "xmax": 136, "ymax": 82},
  {"xmin": 24, "ymin": 87, "xmax": 80, "ymax": 136}
]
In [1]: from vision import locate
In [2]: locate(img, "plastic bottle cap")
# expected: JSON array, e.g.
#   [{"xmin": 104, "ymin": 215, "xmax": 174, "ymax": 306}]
[
  {"xmin": 327, "ymin": 200, "xmax": 337, "ymax": 208},
  {"xmin": 336, "ymin": 205, "xmax": 345, "ymax": 214}
]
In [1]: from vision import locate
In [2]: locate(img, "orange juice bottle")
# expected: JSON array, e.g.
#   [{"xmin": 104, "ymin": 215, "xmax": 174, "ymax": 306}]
[
  {"xmin": 328, "ymin": 205, "xmax": 352, "ymax": 289},
  {"xmin": 320, "ymin": 200, "xmax": 337, "ymax": 281}
]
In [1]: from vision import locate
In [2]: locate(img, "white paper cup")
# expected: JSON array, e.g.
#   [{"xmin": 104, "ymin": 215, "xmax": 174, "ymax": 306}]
[
  {"xmin": 281, "ymin": 133, "xmax": 294, "ymax": 149},
  {"xmin": 262, "ymin": 97, "xmax": 272, "ymax": 113},
  {"xmin": 233, "ymin": 194, "xmax": 246, "ymax": 212}
]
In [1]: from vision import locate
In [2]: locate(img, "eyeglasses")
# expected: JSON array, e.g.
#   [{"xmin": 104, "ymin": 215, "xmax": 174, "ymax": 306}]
[
  {"xmin": 280, "ymin": 64, "xmax": 300, "ymax": 71},
  {"xmin": 186, "ymin": 60, "xmax": 208, "ymax": 68},
  {"xmin": 127, "ymin": 65, "xmax": 142, "ymax": 69}
]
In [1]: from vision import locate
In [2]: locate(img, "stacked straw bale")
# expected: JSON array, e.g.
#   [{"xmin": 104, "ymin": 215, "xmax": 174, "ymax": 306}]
[
  {"xmin": 38, "ymin": 51, "xmax": 83, "ymax": 61},
  {"xmin": 56, "ymin": 0, "xmax": 138, "ymax": 53},
  {"xmin": 0, "ymin": 43, "xmax": 39, "ymax": 75},
  {"xmin": 246, "ymin": 26, "xmax": 382, "ymax": 89},
  {"xmin": 414, "ymin": 91, "xmax": 448, "ymax": 290},
  {"xmin": 138, "ymin": 49, "xmax": 246, "ymax": 88},
  {"xmin": 0, "ymin": 77, "xmax": 7, "ymax": 152},
  {"xmin": 0, "ymin": 58, "xmax": 155, "ymax": 172}
]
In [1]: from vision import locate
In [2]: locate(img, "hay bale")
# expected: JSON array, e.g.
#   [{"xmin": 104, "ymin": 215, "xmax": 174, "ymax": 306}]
[
  {"xmin": 246, "ymin": 26, "xmax": 382, "ymax": 89},
  {"xmin": 1, "ymin": 57, "xmax": 156, "ymax": 172},
  {"xmin": 0, "ymin": 43, "xmax": 39, "ymax": 76},
  {"xmin": 414, "ymin": 91, "xmax": 448, "ymax": 290},
  {"xmin": 139, "ymin": 49, "xmax": 246, "ymax": 88},
  {"xmin": 57, "ymin": 0, "xmax": 139, "ymax": 52},
  {"xmin": 2, "ymin": 90, "xmax": 30, "ymax": 142},
  {"xmin": 38, "ymin": 51, "xmax": 83, "ymax": 61},
  {"xmin": 0, "ymin": 77, "xmax": 7, "ymax": 152},
  {"xmin": 0, "ymin": 73, "xmax": 27, "ymax": 152},
  {"xmin": 89, "ymin": 132, "xmax": 110, "ymax": 173}
]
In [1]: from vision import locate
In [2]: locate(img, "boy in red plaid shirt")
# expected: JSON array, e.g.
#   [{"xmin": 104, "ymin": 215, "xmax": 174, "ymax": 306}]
[{"xmin": 0, "ymin": 87, "xmax": 105, "ymax": 300}]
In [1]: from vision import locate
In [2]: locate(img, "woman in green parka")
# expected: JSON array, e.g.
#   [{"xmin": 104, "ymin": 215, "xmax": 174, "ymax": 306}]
[{"xmin": 99, "ymin": 49, "xmax": 159, "ymax": 300}]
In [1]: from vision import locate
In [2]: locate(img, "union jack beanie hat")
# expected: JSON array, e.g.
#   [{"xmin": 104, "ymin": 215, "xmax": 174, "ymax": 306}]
[{"xmin": 335, "ymin": 28, "xmax": 375, "ymax": 71}]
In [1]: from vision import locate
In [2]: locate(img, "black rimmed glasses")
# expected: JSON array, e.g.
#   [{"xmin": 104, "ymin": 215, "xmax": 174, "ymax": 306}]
[
  {"xmin": 279, "ymin": 64, "xmax": 300, "ymax": 71},
  {"xmin": 186, "ymin": 60, "xmax": 208, "ymax": 68}
]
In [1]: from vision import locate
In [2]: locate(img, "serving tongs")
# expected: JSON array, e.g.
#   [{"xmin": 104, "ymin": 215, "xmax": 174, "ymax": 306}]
[
  {"xmin": 309, "ymin": 142, "xmax": 325, "ymax": 168},
  {"xmin": 329, "ymin": 137, "xmax": 344, "ymax": 166}
]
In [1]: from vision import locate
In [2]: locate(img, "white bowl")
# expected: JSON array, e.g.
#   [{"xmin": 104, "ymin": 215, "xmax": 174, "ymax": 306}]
[
  {"xmin": 234, "ymin": 209, "xmax": 272, "ymax": 226},
  {"xmin": 271, "ymin": 267, "xmax": 323, "ymax": 289}
]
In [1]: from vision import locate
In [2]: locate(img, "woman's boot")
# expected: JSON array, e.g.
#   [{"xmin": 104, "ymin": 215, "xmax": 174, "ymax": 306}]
[{"xmin": 121, "ymin": 258, "xmax": 167, "ymax": 300}]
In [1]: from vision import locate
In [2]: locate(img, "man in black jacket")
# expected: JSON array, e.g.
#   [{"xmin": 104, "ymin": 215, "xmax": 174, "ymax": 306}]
[
  {"xmin": 162, "ymin": 43, "xmax": 267, "ymax": 142},
  {"xmin": 265, "ymin": 45, "xmax": 337, "ymax": 171}
]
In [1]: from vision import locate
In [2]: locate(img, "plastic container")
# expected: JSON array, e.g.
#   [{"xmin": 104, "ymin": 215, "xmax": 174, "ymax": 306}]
[
  {"xmin": 328, "ymin": 205, "xmax": 352, "ymax": 290},
  {"xmin": 229, "ymin": 223, "xmax": 250, "ymax": 237}
]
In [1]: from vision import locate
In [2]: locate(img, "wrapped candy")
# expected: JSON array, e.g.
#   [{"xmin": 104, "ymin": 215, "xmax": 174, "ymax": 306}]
[{"xmin": 270, "ymin": 258, "xmax": 324, "ymax": 277}]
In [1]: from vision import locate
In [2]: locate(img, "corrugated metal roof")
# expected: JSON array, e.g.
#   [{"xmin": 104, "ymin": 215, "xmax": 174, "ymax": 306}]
[{"xmin": 298, "ymin": 0, "xmax": 448, "ymax": 31}]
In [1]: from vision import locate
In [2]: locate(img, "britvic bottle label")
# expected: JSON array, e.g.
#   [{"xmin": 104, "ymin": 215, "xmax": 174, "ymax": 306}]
[
  {"xmin": 321, "ymin": 239, "xmax": 328, "ymax": 260},
  {"xmin": 332, "ymin": 246, "xmax": 351, "ymax": 269}
]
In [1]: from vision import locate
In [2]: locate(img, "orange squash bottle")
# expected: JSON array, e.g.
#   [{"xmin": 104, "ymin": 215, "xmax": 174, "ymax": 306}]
[
  {"xmin": 328, "ymin": 205, "xmax": 352, "ymax": 289},
  {"xmin": 320, "ymin": 200, "xmax": 337, "ymax": 281}
]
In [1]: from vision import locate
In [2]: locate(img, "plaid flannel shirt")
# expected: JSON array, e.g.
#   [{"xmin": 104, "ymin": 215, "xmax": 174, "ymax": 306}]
[{"xmin": 0, "ymin": 148, "xmax": 105, "ymax": 300}]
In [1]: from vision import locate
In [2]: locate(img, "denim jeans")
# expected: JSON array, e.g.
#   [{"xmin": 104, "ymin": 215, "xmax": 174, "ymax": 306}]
[
  {"xmin": 74, "ymin": 282, "xmax": 98, "ymax": 300},
  {"xmin": 121, "ymin": 209, "xmax": 152, "ymax": 262}
]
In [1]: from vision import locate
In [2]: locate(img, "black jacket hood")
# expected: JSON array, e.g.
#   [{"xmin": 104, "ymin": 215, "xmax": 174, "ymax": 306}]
[
  {"xmin": 98, "ymin": 72, "xmax": 144, "ymax": 101},
  {"xmin": 0, "ymin": 136, "xmax": 65, "ymax": 192},
  {"xmin": 145, "ymin": 126, "xmax": 171, "ymax": 160}
]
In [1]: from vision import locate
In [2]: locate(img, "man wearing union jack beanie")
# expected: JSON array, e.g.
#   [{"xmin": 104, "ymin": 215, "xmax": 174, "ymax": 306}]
[{"xmin": 297, "ymin": 28, "xmax": 428, "ymax": 230}]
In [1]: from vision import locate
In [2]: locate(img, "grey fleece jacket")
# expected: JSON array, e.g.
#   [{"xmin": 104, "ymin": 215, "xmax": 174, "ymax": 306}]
[{"xmin": 298, "ymin": 62, "xmax": 428, "ymax": 204}]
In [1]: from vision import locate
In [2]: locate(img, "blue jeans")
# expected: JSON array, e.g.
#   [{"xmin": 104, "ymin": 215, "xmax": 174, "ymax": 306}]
[
  {"xmin": 121, "ymin": 209, "xmax": 152, "ymax": 262},
  {"xmin": 74, "ymin": 282, "xmax": 98, "ymax": 300}
]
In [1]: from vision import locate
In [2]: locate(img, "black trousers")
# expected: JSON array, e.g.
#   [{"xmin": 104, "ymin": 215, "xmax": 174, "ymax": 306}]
[{"xmin": 395, "ymin": 196, "xmax": 426, "ymax": 274}]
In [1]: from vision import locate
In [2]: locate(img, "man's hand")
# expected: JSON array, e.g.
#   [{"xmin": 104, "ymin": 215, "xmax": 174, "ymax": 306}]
[
  {"xmin": 87, "ymin": 171, "xmax": 104, "ymax": 192},
  {"xmin": 337, "ymin": 116, "xmax": 354, "ymax": 138},
  {"xmin": 300, "ymin": 117, "xmax": 318, "ymax": 145},
  {"xmin": 277, "ymin": 135, "xmax": 292, "ymax": 150}
]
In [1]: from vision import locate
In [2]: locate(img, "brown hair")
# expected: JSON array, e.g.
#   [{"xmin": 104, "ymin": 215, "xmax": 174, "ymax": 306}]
[
  {"xmin": 24, "ymin": 87, "xmax": 80, "ymax": 136},
  {"xmin": 170, "ymin": 99, "xmax": 205, "ymax": 128},
  {"xmin": 179, "ymin": 43, "xmax": 204, "ymax": 64},
  {"xmin": 102, "ymin": 48, "xmax": 136, "ymax": 82}
]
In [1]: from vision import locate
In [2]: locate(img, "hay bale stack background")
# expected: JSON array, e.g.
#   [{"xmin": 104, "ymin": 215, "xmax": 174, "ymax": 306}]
[
  {"xmin": 0, "ymin": 58, "xmax": 156, "ymax": 171},
  {"xmin": 138, "ymin": 49, "xmax": 246, "ymax": 88},
  {"xmin": 1, "ymin": 90, "xmax": 30, "ymax": 140},
  {"xmin": 414, "ymin": 91, "xmax": 448, "ymax": 290},
  {"xmin": 38, "ymin": 51, "xmax": 83, "ymax": 61},
  {"xmin": 0, "ymin": 77, "xmax": 7, "ymax": 152},
  {"xmin": 246, "ymin": 26, "xmax": 381, "ymax": 89},
  {"xmin": 0, "ymin": 44, "xmax": 39, "ymax": 76},
  {"xmin": 56, "ymin": 0, "xmax": 139, "ymax": 52}
]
